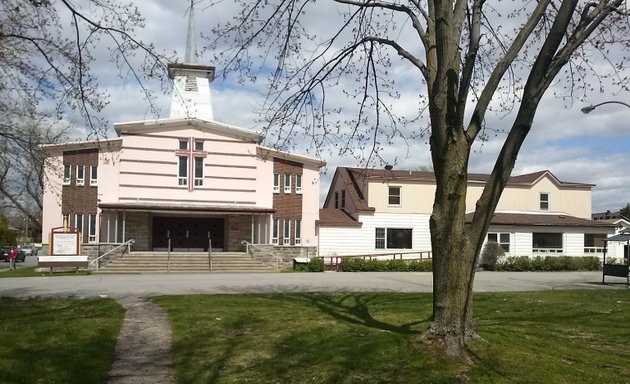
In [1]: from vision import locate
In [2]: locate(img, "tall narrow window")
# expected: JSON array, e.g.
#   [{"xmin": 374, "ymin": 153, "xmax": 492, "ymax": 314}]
[
  {"xmin": 294, "ymin": 219, "xmax": 301, "ymax": 245},
  {"xmin": 334, "ymin": 191, "xmax": 339, "ymax": 208},
  {"xmin": 295, "ymin": 174, "xmax": 302, "ymax": 193},
  {"xmin": 283, "ymin": 220, "xmax": 291, "ymax": 245},
  {"xmin": 284, "ymin": 174, "xmax": 292, "ymax": 193},
  {"xmin": 341, "ymin": 190, "xmax": 346, "ymax": 208},
  {"xmin": 75, "ymin": 214, "xmax": 84, "ymax": 241},
  {"xmin": 88, "ymin": 214, "xmax": 97, "ymax": 243},
  {"xmin": 178, "ymin": 156, "xmax": 188, "ymax": 186},
  {"xmin": 388, "ymin": 186, "xmax": 401, "ymax": 205},
  {"xmin": 89, "ymin": 166, "xmax": 98, "ymax": 186},
  {"xmin": 272, "ymin": 218, "xmax": 279, "ymax": 244},
  {"xmin": 375, "ymin": 228, "xmax": 386, "ymax": 249},
  {"xmin": 540, "ymin": 193, "xmax": 549, "ymax": 210},
  {"xmin": 63, "ymin": 165, "xmax": 71, "ymax": 185},
  {"xmin": 273, "ymin": 174, "xmax": 280, "ymax": 193},
  {"xmin": 175, "ymin": 137, "xmax": 207, "ymax": 191},
  {"xmin": 76, "ymin": 165, "xmax": 85, "ymax": 186},
  {"xmin": 194, "ymin": 157, "xmax": 203, "ymax": 186}
]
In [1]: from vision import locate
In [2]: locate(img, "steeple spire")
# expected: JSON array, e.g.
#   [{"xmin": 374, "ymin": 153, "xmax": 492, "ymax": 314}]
[
  {"xmin": 167, "ymin": 0, "xmax": 216, "ymax": 122},
  {"xmin": 184, "ymin": 0, "xmax": 197, "ymax": 64}
]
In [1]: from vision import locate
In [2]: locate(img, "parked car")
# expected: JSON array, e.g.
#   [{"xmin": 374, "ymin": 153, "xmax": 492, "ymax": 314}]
[
  {"xmin": 18, "ymin": 244, "xmax": 38, "ymax": 256},
  {"xmin": 0, "ymin": 246, "xmax": 26, "ymax": 262}
]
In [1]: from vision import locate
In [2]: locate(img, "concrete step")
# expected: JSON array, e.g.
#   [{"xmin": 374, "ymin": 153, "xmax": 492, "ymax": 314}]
[{"xmin": 95, "ymin": 251, "xmax": 275, "ymax": 273}]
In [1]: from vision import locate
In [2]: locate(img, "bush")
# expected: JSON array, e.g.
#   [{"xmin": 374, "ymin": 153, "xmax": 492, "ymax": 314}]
[
  {"xmin": 480, "ymin": 242, "xmax": 505, "ymax": 270},
  {"xmin": 341, "ymin": 258, "xmax": 432, "ymax": 272},
  {"xmin": 293, "ymin": 257, "xmax": 324, "ymax": 272},
  {"xmin": 496, "ymin": 255, "xmax": 601, "ymax": 271}
]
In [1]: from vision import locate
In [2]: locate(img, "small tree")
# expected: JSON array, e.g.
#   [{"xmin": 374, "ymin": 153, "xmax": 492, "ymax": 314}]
[
  {"xmin": 620, "ymin": 203, "xmax": 630, "ymax": 221},
  {"xmin": 480, "ymin": 242, "xmax": 505, "ymax": 271}
]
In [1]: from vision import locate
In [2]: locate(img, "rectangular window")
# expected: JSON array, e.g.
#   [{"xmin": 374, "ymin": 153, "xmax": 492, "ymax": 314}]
[
  {"xmin": 194, "ymin": 157, "xmax": 203, "ymax": 186},
  {"xmin": 283, "ymin": 220, "xmax": 291, "ymax": 245},
  {"xmin": 294, "ymin": 219, "xmax": 301, "ymax": 245},
  {"xmin": 532, "ymin": 232, "xmax": 563, "ymax": 253},
  {"xmin": 194, "ymin": 140, "xmax": 203, "ymax": 151},
  {"xmin": 584, "ymin": 233, "xmax": 606, "ymax": 253},
  {"xmin": 540, "ymin": 193, "xmax": 549, "ymax": 210},
  {"xmin": 341, "ymin": 190, "xmax": 346, "ymax": 208},
  {"xmin": 75, "ymin": 214, "xmax": 83, "ymax": 237},
  {"xmin": 487, "ymin": 232, "xmax": 510, "ymax": 253},
  {"xmin": 272, "ymin": 219, "xmax": 279, "ymax": 244},
  {"xmin": 388, "ymin": 186, "xmax": 401, "ymax": 205},
  {"xmin": 375, "ymin": 228, "xmax": 386, "ymax": 249},
  {"xmin": 295, "ymin": 175, "xmax": 302, "ymax": 194},
  {"xmin": 178, "ymin": 156, "xmax": 188, "ymax": 186},
  {"xmin": 76, "ymin": 165, "xmax": 85, "ymax": 186},
  {"xmin": 89, "ymin": 166, "xmax": 97, "ymax": 186},
  {"xmin": 63, "ymin": 165, "xmax": 71, "ymax": 185},
  {"xmin": 179, "ymin": 139, "xmax": 188, "ymax": 150},
  {"xmin": 284, "ymin": 174, "xmax": 292, "ymax": 193},
  {"xmin": 273, "ymin": 174, "xmax": 280, "ymax": 193},
  {"xmin": 88, "ymin": 214, "xmax": 97, "ymax": 243},
  {"xmin": 334, "ymin": 191, "xmax": 339, "ymax": 209}
]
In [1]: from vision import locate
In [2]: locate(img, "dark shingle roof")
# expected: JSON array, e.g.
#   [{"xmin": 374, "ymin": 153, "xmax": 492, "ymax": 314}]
[
  {"xmin": 465, "ymin": 212, "xmax": 614, "ymax": 228},
  {"xmin": 317, "ymin": 208, "xmax": 362, "ymax": 227}
]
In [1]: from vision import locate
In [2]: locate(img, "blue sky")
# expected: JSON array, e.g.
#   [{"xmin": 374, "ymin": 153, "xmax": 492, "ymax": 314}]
[{"xmin": 77, "ymin": 0, "xmax": 630, "ymax": 213}]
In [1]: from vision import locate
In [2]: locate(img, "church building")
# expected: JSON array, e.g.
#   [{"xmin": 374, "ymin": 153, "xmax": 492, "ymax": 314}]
[{"xmin": 40, "ymin": 6, "xmax": 325, "ymax": 253}]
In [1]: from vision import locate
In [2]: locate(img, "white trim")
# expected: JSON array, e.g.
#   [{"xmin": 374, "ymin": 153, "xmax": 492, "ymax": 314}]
[{"xmin": 76, "ymin": 165, "xmax": 85, "ymax": 186}]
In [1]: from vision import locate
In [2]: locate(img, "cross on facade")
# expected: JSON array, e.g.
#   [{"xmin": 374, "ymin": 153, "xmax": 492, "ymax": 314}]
[{"xmin": 175, "ymin": 137, "xmax": 207, "ymax": 191}]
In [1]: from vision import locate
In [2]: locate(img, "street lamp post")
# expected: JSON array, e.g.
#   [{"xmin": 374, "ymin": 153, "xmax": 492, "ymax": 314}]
[{"xmin": 581, "ymin": 100, "xmax": 630, "ymax": 114}]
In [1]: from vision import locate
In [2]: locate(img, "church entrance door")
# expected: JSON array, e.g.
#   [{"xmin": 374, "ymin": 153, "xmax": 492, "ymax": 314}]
[{"xmin": 152, "ymin": 216, "xmax": 225, "ymax": 251}]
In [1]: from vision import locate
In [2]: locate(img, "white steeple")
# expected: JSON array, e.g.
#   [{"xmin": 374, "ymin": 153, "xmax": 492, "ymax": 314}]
[{"xmin": 168, "ymin": 0, "xmax": 215, "ymax": 121}]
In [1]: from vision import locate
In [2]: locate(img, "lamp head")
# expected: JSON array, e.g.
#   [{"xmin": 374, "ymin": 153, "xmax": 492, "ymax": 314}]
[{"xmin": 581, "ymin": 105, "xmax": 596, "ymax": 114}]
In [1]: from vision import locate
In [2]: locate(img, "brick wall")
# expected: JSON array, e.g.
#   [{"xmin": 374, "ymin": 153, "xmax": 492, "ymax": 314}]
[
  {"xmin": 273, "ymin": 158, "xmax": 303, "ymax": 245},
  {"xmin": 62, "ymin": 149, "xmax": 99, "ymax": 243}
]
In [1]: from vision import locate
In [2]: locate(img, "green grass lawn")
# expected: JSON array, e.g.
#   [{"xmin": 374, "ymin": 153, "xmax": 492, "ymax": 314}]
[
  {"xmin": 153, "ymin": 290, "xmax": 630, "ymax": 384},
  {"xmin": 0, "ymin": 297, "xmax": 124, "ymax": 383},
  {"xmin": 0, "ymin": 266, "xmax": 91, "ymax": 278}
]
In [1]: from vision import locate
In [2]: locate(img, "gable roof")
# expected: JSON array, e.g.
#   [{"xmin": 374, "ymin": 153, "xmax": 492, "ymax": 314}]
[
  {"xmin": 114, "ymin": 117, "xmax": 263, "ymax": 142},
  {"xmin": 317, "ymin": 208, "xmax": 362, "ymax": 227}
]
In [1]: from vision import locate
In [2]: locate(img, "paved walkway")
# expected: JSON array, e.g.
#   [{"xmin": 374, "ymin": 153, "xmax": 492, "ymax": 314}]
[{"xmin": 106, "ymin": 296, "xmax": 175, "ymax": 384}]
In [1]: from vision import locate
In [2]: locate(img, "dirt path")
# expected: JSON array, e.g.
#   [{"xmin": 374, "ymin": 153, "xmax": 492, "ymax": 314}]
[{"xmin": 107, "ymin": 296, "xmax": 175, "ymax": 384}]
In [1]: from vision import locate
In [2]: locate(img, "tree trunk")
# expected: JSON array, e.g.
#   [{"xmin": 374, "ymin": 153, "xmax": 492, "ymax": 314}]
[{"xmin": 423, "ymin": 129, "xmax": 478, "ymax": 357}]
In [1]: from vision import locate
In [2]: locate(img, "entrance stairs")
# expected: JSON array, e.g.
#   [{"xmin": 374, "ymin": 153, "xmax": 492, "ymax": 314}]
[{"xmin": 94, "ymin": 251, "xmax": 276, "ymax": 273}]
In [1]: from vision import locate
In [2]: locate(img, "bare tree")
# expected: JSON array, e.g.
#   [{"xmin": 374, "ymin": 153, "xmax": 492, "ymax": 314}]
[{"xmin": 207, "ymin": 0, "xmax": 629, "ymax": 356}]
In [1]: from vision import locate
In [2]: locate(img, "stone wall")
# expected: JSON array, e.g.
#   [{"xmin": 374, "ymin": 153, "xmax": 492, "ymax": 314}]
[
  {"xmin": 226, "ymin": 215, "xmax": 252, "ymax": 252},
  {"xmin": 124, "ymin": 212, "xmax": 152, "ymax": 251},
  {"xmin": 82, "ymin": 243, "xmax": 131, "ymax": 268},
  {"xmin": 247, "ymin": 244, "xmax": 317, "ymax": 268}
]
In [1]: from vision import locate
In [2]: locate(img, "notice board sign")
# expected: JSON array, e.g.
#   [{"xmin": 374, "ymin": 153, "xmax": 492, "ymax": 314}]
[{"xmin": 50, "ymin": 227, "xmax": 80, "ymax": 256}]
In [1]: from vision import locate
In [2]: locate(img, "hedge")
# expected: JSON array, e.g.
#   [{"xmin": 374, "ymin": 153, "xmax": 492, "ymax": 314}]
[
  {"xmin": 293, "ymin": 257, "xmax": 325, "ymax": 272},
  {"xmin": 495, "ymin": 256, "xmax": 601, "ymax": 272},
  {"xmin": 341, "ymin": 258, "xmax": 432, "ymax": 272}
]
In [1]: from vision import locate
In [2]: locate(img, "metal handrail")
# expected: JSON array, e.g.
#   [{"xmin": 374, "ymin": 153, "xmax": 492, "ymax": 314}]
[
  {"xmin": 167, "ymin": 238, "xmax": 171, "ymax": 272},
  {"xmin": 90, "ymin": 239, "xmax": 135, "ymax": 271},
  {"xmin": 208, "ymin": 238, "xmax": 213, "ymax": 271}
]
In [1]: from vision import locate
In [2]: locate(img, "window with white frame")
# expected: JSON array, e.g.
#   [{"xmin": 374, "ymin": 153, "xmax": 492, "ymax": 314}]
[
  {"xmin": 295, "ymin": 174, "xmax": 302, "ymax": 193},
  {"xmin": 273, "ymin": 174, "xmax": 280, "ymax": 193},
  {"xmin": 532, "ymin": 232, "xmax": 563, "ymax": 253},
  {"xmin": 194, "ymin": 157, "xmax": 203, "ymax": 186},
  {"xmin": 63, "ymin": 165, "xmax": 71, "ymax": 185},
  {"xmin": 284, "ymin": 174, "xmax": 292, "ymax": 193},
  {"xmin": 178, "ymin": 156, "xmax": 188, "ymax": 186},
  {"xmin": 375, "ymin": 228, "xmax": 412, "ymax": 249},
  {"xmin": 272, "ymin": 218, "xmax": 279, "ymax": 244},
  {"xmin": 88, "ymin": 214, "xmax": 97, "ymax": 243},
  {"xmin": 388, "ymin": 186, "xmax": 401, "ymax": 205},
  {"xmin": 76, "ymin": 165, "xmax": 85, "ymax": 186},
  {"xmin": 487, "ymin": 232, "xmax": 510, "ymax": 253},
  {"xmin": 283, "ymin": 220, "xmax": 291, "ymax": 245},
  {"xmin": 584, "ymin": 233, "xmax": 606, "ymax": 253},
  {"xmin": 294, "ymin": 219, "xmax": 301, "ymax": 245},
  {"xmin": 540, "ymin": 193, "xmax": 549, "ymax": 210},
  {"xmin": 89, "ymin": 166, "xmax": 97, "ymax": 186},
  {"xmin": 75, "ymin": 214, "xmax": 83, "ymax": 236}
]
